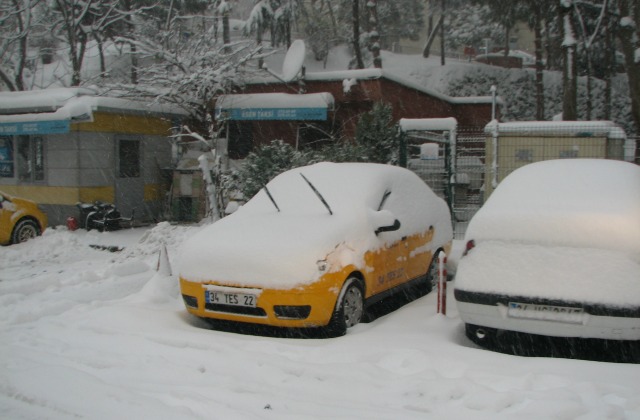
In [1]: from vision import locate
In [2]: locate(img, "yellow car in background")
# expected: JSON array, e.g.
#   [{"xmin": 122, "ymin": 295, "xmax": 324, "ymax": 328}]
[
  {"xmin": 179, "ymin": 162, "xmax": 453, "ymax": 336},
  {"xmin": 0, "ymin": 191, "xmax": 48, "ymax": 245}
]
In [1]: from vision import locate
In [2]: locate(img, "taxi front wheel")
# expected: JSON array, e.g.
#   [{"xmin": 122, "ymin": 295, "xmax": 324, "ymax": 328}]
[
  {"xmin": 326, "ymin": 278, "xmax": 364, "ymax": 337},
  {"xmin": 11, "ymin": 219, "xmax": 40, "ymax": 244}
]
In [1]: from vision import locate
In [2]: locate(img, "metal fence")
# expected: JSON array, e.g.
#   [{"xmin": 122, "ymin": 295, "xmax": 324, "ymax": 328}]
[{"xmin": 405, "ymin": 123, "xmax": 637, "ymax": 240}]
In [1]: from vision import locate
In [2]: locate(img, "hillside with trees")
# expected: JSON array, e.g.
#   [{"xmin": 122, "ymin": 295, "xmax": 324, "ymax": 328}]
[{"xmin": 1, "ymin": 0, "xmax": 638, "ymax": 141}]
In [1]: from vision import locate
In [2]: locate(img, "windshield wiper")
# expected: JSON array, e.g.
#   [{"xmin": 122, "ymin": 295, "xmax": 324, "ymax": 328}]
[
  {"xmin": 300, "ymin": 173, "xmax": 333, "ymax": 215},
  {"xmin": 263, "ymin": 184, "xmax": 280, "ymax": 212},
  {"xmin": 377, "ymin": 190, "xmax": 391, "ymax": 211}
]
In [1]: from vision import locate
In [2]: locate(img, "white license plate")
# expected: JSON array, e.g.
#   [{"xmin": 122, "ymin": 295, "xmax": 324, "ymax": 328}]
[
  {"xmin": 507, "ymin": 302, "xmax": 584, "ymax": 324},
  {"xmin": 205, "ymin": 290, "xmax": 257, "ymax": 307}
]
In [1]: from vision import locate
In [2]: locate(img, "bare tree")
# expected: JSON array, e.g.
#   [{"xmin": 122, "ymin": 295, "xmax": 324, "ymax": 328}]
[
  {"xmin": 0, "ymin": 0, "xmax": 44, "ymax": 91},
  {"xmin": 245, "ymin": 1, "xmax": 273, "ymax": 68}
]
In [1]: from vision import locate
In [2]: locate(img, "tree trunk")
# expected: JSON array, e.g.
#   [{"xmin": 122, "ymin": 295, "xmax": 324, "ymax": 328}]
[
  {"xmin": 503, "ymin": 26, "xmax": 510, "ymax": 57},
  {"xmin": 257, "ymin": 23, "xmax": 264, "ymax": 69},
  {"xmin": 440, "ymin": 0, "xmax": 445, "ymax": 65},
  {"xmin": 324, "ymin": 0, "xmax": 338, "ymax": 38},
  {"xmin": 130, "ymin": 42, "xmax": 138, "ymax": 85},
  {"xmin": 352, "ymin": 0, "xmax": 364, "ymax": 69},
  {"xmin": 367, "ymin": 0, "xmax": 381, "ymax": 68},
  {"xmin": 560, "ymin": 2, "xmax": 577, "ymax": 121},
  {"xmin": 13, "ymin": 0, "xmax": 26, "ymax": 91},
  {"xmin": 0, "ymin": 70, "xmax": 17, "ymax": 91},
  {"xmin": 534, "ymin": 6, "xmax": 544, "ymax": 120},
  {"xmin": 223, "ymin": 10, "xmax": 231, "ymax": 52},
  {"xmin": 604, "ymin": 7, "xmax": 613, "ymax": 120},
  {"xmin": 95, "ymin": 34, "xmax": 106, "ymax": 79},
  {"xmin": 617, "ymin": 0, "xmax": 640, "ymax": 151},
  {"xmin": 121, "ymin": 0, "xmax": 138, "ymax": 84},
  {"xmin": 423, "ymin": 15, "xmax": 442, "ymax": 58}
]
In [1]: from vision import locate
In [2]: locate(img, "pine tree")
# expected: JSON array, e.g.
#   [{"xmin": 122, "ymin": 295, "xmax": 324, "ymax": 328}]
[
  {"xmin": 355, "ymin": 102, "xmax": 399, "ymax": 164},
  {"xmin": 235, "ymin": 140, "xmax": 306, "ymax": 199}
]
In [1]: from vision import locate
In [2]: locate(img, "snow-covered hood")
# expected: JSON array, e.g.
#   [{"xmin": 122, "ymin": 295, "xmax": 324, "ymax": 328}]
[
  {"xmin": 455, "ymin": 241, "xmax": 640, "ymax": 308},
  {"xmin": 466, "ymin": 159, "xmax": 640, "ymax": 259},
  {"xmin": 178, "ymin": 211, "xmax": 373, "ymax": 289}
]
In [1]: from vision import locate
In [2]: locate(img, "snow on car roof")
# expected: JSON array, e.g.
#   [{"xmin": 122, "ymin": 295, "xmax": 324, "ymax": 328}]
[
  {"xmin": 465, "ymin": 159, "xmax": 640, "ymax": 259},
  {"xmin": 178, "ymin": 162, "xmax": 452, "ymax": 287}
]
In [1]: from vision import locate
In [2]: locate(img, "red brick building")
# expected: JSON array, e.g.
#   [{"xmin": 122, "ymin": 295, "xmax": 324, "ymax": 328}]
[{"xmin": 215, "ymin": 69, "xmax": 499, "ymax": 158}]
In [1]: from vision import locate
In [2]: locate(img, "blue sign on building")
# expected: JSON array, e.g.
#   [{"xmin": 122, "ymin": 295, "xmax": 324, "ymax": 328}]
[
  {"xmin": 218, "ymin": 107, "xmax": 327, "ymax": 121},
  {"xmin": 0, "ymin": 120, "xmax": 70, "ymax": 135}
]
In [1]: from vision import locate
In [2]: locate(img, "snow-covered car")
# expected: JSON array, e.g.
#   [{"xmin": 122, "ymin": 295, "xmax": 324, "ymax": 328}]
[
  {"xmin": 455, "ymin": 159, "xmax": 640, "ymax": 348},
  {"xmin": 179, "ymin": 162, "xmax": 453, "ymax": 336},
  {"xmin": 0, "ymin": 191, "xmax": 48, "ymax": 245}
]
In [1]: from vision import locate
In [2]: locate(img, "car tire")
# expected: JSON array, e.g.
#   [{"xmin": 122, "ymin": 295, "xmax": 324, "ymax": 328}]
[
  {"xmin": 326, "ymin": 278, "xmax": 364, "ymax": 337},
  {"xmin": 11, "ymin": 219, "xmax": 41, "ymax": 244},
  {"xmin": 86, "ymin": 212, "xmax": 103, "ymax": 232}
]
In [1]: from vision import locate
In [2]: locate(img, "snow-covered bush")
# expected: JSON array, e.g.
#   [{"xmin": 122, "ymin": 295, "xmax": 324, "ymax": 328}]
[
  {"xmin": 231, "ymin": 140, "xmax": 310, "ymax": 200},
  {"xmin": 355, "ymin": 102, "xmax": 400, "ymax": 164},
  {"xmin": 229, "ymin": 106, "xmax": 403, "ymax": 202},
  {"xmin": 446, "ymin": 66, "xmax": 634, "ymax": 135}
]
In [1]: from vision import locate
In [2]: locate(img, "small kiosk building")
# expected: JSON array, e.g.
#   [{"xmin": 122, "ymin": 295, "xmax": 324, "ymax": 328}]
[{"xmin": 0, "ymin": 88, "xmax": 187, "ymax": 226}]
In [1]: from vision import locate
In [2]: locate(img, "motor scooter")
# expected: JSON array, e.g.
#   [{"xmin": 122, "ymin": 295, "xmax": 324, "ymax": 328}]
[{"xmin": 75, "ymin": 201, "xmax": 134, "ymax": 231}]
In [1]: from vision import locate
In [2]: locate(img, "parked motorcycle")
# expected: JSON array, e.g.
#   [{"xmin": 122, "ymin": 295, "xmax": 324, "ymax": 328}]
[{"xmin": 75, "ymin": 201, "xmax": 133, "ymax": 231}]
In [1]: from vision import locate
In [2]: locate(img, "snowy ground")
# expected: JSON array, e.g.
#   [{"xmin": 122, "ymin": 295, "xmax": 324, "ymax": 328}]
[{"xmin": 1, "ymin": 223, "xmax": 639, "ymax": 419}]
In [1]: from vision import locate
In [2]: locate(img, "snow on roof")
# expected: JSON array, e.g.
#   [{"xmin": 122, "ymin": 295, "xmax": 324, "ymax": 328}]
[
  {"xmin": 216, "ymin": 92, "xmax": 334, "ymax": 110},
  {"xmin": 485, "ymin": 120, "xmax": 627, "ymax": 139},
  {"xmin": 0, "ymin": 87, "xmax": 95, "ymax": 114},
  {"xmin": 247, "ymin": 68, "xmax": 501, "ymax": 106},
  {"xmin": 399, "ymin": 117, "xmax": 458, "ymax": 132},
  {"xmin": 0, "ymin": 88, "xmax": 188, "ymax": 124},
  {"xmin": 466, "ymin": 159, "xmax": 640, "ymax": 260}
]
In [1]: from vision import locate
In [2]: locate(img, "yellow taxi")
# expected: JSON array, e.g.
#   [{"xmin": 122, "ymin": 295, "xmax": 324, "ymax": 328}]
[
  {"xmin": 179, "ymin": 162, "xmax": 453, "ymax": 336},
  {"xmin": 0, "ymin": 191, "xmax": 48, "ymax": 245}
]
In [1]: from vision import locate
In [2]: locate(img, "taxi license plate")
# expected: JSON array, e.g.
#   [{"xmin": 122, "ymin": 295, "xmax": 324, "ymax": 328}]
[
  {"xmin": 507, "ymin": 302, "xmax": 584, "ymax": 324},
  {"xmin": 205, "ymin": 290, "xmax": 257, "ymax": 308}
]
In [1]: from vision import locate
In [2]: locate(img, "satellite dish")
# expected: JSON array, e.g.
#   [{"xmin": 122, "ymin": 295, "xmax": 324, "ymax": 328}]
[{"xmin": 281, "ymin": 40, "xmax": 306, "ymax": 82}]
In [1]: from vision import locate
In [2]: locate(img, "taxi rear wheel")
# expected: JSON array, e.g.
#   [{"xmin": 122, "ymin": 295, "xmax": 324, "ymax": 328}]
[
  {"xmin": 11, "ymin": 219, "xmax": 40, "ymax": 244},
  {"xmin": 326, "ymin": 278, "xmax": 364, "ymax": 337}
]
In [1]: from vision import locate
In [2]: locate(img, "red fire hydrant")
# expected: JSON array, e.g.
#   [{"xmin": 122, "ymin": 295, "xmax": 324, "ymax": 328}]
[{"xmin": 66, "ymin": 216, "xmax": 79, "ymax": 231}]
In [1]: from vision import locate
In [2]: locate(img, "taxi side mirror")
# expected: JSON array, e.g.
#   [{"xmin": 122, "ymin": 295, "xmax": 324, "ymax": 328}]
[{"xmin": 375, "ymin": 219, "xmax": 401, "ymax": 235}]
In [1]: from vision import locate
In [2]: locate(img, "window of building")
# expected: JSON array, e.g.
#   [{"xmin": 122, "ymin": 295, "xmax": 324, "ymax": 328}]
[
  {"xmin": 16, "ymin": 135, "xmax": 44, "ymax": 182},
  {"xmin": 227, "ymin": 122, "xmax": 253, "ymax": 159},
  {"xmin": 0, "ymin": 136, "xmax": 14, "ymax": 178},
  {"xmin": 118, "ymin": 139, "xmax": 140, "ymax": 178}
]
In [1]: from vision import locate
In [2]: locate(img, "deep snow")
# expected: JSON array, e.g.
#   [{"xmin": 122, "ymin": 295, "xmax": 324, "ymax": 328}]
[{"xmin": 1, "ymin": 222, "xmax": 639, "ymax": 419}]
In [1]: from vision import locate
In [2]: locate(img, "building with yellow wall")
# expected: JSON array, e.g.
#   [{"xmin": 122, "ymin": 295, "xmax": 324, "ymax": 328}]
[{"xmin": 0, "ymin": 88, "xmax": 187, "ymax": 226}]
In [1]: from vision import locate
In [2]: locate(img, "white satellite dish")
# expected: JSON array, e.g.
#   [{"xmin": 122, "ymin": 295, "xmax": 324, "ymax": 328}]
[{"xmin": 281, "ymin": 39, "xmax": 306, "ymax": 82}]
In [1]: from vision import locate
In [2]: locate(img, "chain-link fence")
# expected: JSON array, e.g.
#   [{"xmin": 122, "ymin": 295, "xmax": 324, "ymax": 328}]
[{"xmin": 405, "ymin": 122, "xmax": 637, "ymax": 240}]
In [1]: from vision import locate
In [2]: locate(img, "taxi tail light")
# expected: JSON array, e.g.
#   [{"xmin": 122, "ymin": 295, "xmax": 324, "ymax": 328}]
[{"xmin": 463, "ymin": 239, "xmax": 475, "ymax": 256}]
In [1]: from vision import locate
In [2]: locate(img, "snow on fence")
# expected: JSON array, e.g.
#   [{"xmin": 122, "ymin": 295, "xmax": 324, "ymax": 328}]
[{"xmin": 408, "ymin": 122, "xmax": 635, "ymax": 240}]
